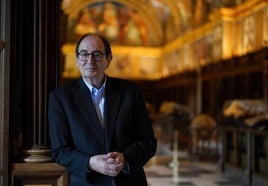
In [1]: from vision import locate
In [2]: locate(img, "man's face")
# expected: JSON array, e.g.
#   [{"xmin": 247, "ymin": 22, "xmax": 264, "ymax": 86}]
[{"xmin": 76, "ymin": 35, "xmax": 111, "ymax": 80}]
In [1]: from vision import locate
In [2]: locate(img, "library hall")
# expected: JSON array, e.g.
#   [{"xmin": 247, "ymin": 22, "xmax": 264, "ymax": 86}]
[{"xmin": 0, "ymin": 0, "xmax": 268, "ymax": 185}]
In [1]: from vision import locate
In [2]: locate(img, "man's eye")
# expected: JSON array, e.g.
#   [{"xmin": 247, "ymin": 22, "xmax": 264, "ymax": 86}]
[
  {"xmin": 82, "ymin": 53, "xmax": 89, "ymax": 56},
  {"xmin": 80, "ymin": 53, "xmax": 89, "ymax": 58},
  {"xmin": 93, "ymin": 52, "xmax": 103, "ymax": 57}
]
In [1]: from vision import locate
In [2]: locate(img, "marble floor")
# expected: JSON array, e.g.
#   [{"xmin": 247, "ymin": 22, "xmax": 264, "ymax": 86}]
[
  {"xmin": 144, "ymin": 144, "xmax": 245, "ymax": 186},
  {"xmin": 145, "ymin": 159, "xmax": 245, "ymax": 186}
]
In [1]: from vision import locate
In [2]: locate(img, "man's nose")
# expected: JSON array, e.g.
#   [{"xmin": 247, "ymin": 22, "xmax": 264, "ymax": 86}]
[{"xmin": 86, "ymin": 55, "xmax": 96, "ymax": 63}]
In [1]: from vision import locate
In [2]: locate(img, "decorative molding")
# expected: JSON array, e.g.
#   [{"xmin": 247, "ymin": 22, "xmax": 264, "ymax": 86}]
[
  {"xmin": 12, "ymin": 163, "xmax": 69, "ymax": 186},
  {"xmin": 23, "ymin": 148, "xmax": 52, "ymax": 163}
]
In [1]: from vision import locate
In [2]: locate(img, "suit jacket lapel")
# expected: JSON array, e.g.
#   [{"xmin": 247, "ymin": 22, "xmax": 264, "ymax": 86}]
[
  {"xmin": 104, "ymin": 77, "xmax": 121, "ymax": 151},
  {"xmin": 74, "ymin": 78, "xmax": 105, "ymax": 146}
]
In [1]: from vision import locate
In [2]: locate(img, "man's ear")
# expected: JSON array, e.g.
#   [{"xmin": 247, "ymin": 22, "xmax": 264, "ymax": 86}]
[
  {"xmin": 106, "ymin": 54, "xmax": 113, "ymax": 67},
  {"xmin": 107, "ymin": 54, "xmax": 113, "ymax": 62}
]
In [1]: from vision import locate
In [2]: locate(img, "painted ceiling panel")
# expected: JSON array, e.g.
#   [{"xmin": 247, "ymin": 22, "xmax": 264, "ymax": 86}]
[{"xmin": 61, "ymin": 0, "xmax": 249, "ymax": 46}]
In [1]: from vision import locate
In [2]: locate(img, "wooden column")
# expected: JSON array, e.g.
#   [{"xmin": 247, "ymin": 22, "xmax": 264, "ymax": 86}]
[
  {"xmin": 196, "ymin": 63, "xmax": 202, "ymax": 114},
  {"xmin": 9, "ymin": 0, "xmax": 61, "ymax": 163},
  {"xmin": 264, "ymin": 56, "xmax": 268, "ymax": 112},
  {"xmin": 0, "ymin": 0, "xmax": 11, "ymax": 185},
  {"xmin": 25, "ymin": 0, "xmax": 60, "ymax": 162}
]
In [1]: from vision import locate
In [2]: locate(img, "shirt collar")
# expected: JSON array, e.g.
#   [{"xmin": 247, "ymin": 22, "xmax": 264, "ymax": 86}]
[{"xmin": 83, "ymin": 76, "xmax": 106, "ymax": 93}]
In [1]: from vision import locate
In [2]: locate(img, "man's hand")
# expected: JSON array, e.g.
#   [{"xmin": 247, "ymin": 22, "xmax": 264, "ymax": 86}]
[{"xmin": 89, "ymin": 152, "xmax": 125, "ymax": 177}]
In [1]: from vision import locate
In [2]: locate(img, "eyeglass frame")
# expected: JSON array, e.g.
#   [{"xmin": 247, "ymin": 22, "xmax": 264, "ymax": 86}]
[{"xmin": 76, "ymin": 50, "xmax": 107, "ymax": 62}]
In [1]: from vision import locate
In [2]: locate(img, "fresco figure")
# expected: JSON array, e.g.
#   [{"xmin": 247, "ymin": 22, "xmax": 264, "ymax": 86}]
[
  {"xmin": 98, "ymin": 2, "xmax": 120, "ymax": 42},
  {"xmin": 75, "ymin": 9, "xmax": 97, "ymax": 40}
]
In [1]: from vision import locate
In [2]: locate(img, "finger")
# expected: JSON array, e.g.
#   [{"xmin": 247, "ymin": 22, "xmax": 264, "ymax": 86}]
[
  {"xmin": 104, "ymin": 163, "xmax": 124, "ymax": 177},
  {"xmin": 115, "ymin": 153, "xmax": 125, "ymax": 164},
  {"xmin": 107, "ymin": 157, "xmax": 116, "ymax": 163},
  {"xmin": 106, "ymin": 152, "xmax": 118, "ymax": 158}
]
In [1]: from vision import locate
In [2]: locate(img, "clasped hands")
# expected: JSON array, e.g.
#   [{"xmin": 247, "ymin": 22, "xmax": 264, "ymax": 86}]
[{"xmin": 89, "ymin": 152, "xmax": 126, "ymax": 177}]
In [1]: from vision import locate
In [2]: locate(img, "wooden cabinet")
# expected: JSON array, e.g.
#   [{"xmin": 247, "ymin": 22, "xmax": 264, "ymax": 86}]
[
  {"xmin": 12, "ymin": 163, "xmax": 69, "ymax": 186},
  {"xmin": 221, "ymin": 127, "xmax": 268, "ymax": 186},
  {"xmin": 222, "ymin": 127, "xmax": 251, "ymax": 185},
  {"xmin": 252, "ymin": 130, "xmax": 268, "ymax": 186}
]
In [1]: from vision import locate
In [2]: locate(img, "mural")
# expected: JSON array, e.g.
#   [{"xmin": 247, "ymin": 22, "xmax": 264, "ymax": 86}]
[
  {"xmin": 106, "ymin": 55, "xmax": 132, "ymax": 78},
  {"xmin": 243, "ymin": 15, "xmax": 255, "ymax": 54},
  {"xmin": 265, "ymin": 6, "xmax": 268, "ymax": 46},
  {"xmin": 67, "ymin": 2, "xmax": 150, "ymax": 46},
  {"xmin": 160, "ymin": 33, "xmax": 214, "ymax": 77},
  {"xmin": 64, "ymin": 0, "xmax": 252, "ymax": 46},
  {"xmin": 212, "ymin": 25, "xmax": 223, "ymax": 61},
  {"xmin": 66, "ymin": 0, "xmax": 225, "ymax": 46},
  {"xmin": 161, "ymin": 51, "xmax": 181, "ymax": 77},
  {"xmin": 61, "ymin": 0, "xmax": 265, "ymax": 80}
]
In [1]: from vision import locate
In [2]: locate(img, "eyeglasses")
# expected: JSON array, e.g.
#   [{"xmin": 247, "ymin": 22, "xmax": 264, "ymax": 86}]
[{"xmin": 77, "ymin": 50, "xmax": 106, "ymax": 62}]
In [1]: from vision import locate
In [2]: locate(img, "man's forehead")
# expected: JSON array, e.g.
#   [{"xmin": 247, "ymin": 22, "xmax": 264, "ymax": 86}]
[{"xmin": 79, "ymin": 36, "xmax": 104, "ymax": 49}]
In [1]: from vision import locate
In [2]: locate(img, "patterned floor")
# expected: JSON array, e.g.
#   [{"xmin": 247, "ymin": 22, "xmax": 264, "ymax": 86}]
[{"xmin": 144, "ymin": 144, "xmax": 245, "ymax": 186}]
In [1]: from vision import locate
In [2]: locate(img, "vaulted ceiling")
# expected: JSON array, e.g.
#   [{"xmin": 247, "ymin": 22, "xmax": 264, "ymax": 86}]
[{"xmin": 61, "ymin": 0, "xmax": 243, "ymax": 47}]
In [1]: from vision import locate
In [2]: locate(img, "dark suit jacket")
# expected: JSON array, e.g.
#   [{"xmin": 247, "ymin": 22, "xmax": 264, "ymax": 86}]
[{"xmin": 48, "ymin": 76, "xmax": 157, "ymax": 186}]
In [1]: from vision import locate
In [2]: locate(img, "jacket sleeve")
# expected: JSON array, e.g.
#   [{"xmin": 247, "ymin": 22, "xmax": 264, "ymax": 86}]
[
  {"xmin": 121, "ymin": 87, "xmax": 157, "ymax": 174},
  {"xmin": 48, "ymin": 91, "xmax": 90, "ymax": 180}
]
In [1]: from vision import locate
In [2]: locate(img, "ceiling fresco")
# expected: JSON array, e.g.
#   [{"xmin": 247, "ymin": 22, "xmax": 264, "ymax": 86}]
[
  {"xmin": 60, "ymin": 0, "xmax": 256, "ymax": 80},
  {"xmin": 62, "ymin": 0, "xmax": 249, "ymax": 47},
  {"xmin": 67, "ymin": 2, "xmax": 154, "ymax": 46}
]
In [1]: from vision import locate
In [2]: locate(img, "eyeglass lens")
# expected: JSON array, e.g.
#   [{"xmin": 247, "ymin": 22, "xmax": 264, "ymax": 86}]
[{"xmin": 78, "ymin": 51, "xmax": 104, "ymax": 61}]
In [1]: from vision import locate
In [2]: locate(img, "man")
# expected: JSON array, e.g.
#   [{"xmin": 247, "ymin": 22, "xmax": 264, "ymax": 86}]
[{"xmin": 48, "ymin": 33, "xmax": 157, "ymax": 186}]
